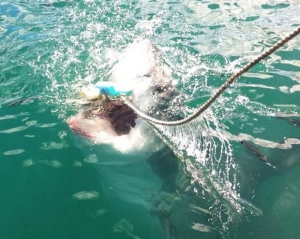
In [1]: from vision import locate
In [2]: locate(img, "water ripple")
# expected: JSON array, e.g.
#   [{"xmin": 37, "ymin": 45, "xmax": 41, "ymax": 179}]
[
  {"xmin": 72, "ymin": 191, "xmax": 100, "ymax": 200},
  {"xmin": 3, "ymin": 149, "xmax": 25, "ymax": 155}
]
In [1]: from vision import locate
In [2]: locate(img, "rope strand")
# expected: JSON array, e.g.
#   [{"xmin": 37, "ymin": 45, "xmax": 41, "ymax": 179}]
[{"xmin": 122, "ymin": 25, "xmax": 300, "ymax": 126}]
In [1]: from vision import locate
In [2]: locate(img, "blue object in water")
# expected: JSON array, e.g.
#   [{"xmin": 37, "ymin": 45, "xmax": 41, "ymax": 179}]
[{"xmin": 95, "ymin": 81, "xmax": 132, "ymax": 97}]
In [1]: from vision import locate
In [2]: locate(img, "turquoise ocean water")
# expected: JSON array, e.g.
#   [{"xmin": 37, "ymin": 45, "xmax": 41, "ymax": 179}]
[{"xmin": 1, "ymin": 1, "xmax": 300, "ymax": 239}]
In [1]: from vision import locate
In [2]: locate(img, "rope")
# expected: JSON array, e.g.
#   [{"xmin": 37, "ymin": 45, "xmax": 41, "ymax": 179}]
[{"xmin": 122, "ymin": 25, "xmax": 300, "ymax": 126}]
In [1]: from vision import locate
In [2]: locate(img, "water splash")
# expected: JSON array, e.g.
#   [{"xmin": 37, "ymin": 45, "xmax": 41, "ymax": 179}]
[{"xmin": 151, "ymin": 109, "xmax": 262, "ymax": 233}]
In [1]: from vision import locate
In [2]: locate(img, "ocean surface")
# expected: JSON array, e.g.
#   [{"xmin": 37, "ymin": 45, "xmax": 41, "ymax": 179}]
[{"xmin": 1, "ymin": 1, "xmax": 300, "ymax": 239}]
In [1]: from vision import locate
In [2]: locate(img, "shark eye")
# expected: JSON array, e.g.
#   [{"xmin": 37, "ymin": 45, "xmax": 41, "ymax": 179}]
[
  {"xmin": 152, "ymin": 85, "xmax": 165, "ymax": 93},
  {"xmin": 144, "ymin": 74, "xmax": 151, "ymax": 77}
]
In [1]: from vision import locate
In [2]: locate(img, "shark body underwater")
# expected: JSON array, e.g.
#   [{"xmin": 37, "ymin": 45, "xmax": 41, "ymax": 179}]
[
  {"xmin": 66, "ymin": 39, "xmax": 271, "ymax": 239},
  {"xmin": 67, "ymin": 39, "xmax": 193, "ymax": 239}
]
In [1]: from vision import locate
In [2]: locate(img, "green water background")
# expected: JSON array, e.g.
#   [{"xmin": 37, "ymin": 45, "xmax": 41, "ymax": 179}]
[{"xmin": 1, "ymin": 1, "xmax": 300, "ymax": 239}]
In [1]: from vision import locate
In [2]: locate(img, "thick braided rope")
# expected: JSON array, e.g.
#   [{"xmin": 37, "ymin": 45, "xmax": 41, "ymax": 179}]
[{"xmin": 122, "ymin": 25, "xmax": 300, "ymax": 126}]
